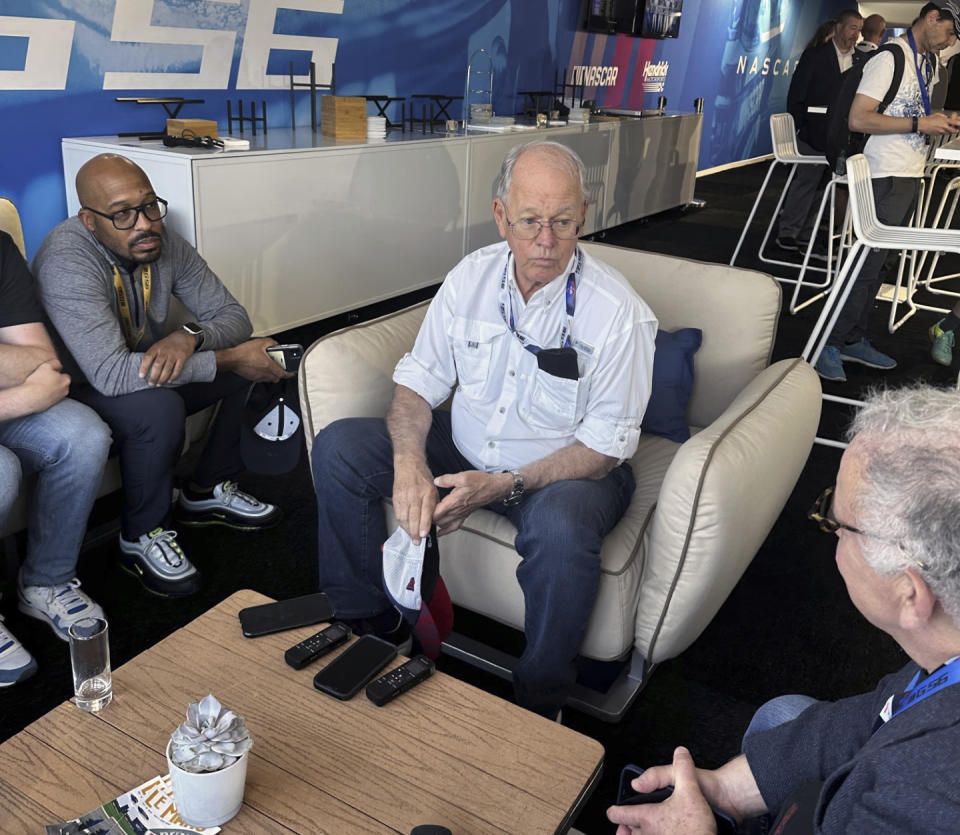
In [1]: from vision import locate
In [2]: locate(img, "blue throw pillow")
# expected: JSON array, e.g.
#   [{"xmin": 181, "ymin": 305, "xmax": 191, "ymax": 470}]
[{"xmin": 640, "ymin": 327, "xmax": 702, "ymax": 444}]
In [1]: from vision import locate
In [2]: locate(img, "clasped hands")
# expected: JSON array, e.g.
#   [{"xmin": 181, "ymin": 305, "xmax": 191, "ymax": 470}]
[
  {"xmin": 139, "ymin": 333, "xmax": 290, "ymax": 386},
  {"xmin": 392, "ymin": 454, "xmax": 513, "ymax": 542}
]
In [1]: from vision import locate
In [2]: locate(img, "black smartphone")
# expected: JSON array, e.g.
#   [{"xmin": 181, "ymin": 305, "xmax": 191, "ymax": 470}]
[
  {"xmin": 313, "ymin": 634, "xmax": 398, "ymax": 700},
  {"xmin": 266, "ymin": 343, "xmax": 303, "ymax": 373},
  {"xmin": 238, "ymin": 592, "xmax": 334, "ymax": 638},
  {"xmin": 617, "ymin": 765, "xmax": 737, "ymax": 834}
]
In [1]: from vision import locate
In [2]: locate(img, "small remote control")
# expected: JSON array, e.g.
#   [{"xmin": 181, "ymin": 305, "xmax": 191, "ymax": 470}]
[
  {"xmin": 284, "ymin": 621, "xmax": 351, "ymax": 669},
  {"xmin": 366, "ymin": 654, "xmax": 435, "ymax": 705}
]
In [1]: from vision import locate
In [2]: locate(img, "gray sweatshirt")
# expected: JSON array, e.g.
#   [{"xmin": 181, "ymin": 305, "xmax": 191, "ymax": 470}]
[{"xmin": 32, "ymin": 217, "xmax": 252, "ymax": 396}]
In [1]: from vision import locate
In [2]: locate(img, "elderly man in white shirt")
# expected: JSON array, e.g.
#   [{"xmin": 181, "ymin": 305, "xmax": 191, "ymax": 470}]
[{"xmin": 311, "ymin": 140, "xmax": 657, "ymax": 718}]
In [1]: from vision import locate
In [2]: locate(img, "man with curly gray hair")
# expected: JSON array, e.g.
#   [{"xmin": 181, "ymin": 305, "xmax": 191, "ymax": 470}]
[{"xmin": 608, "ymin": 384, "xmax": 960, "ymax": 834}]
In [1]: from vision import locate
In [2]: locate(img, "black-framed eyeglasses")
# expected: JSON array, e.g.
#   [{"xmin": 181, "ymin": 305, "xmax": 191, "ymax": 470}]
[
  {"xmin": 504, "ymin": 212, "xmax": 582, "ymax": 240},
  {"xmin": 807, "ymin": 486, "xmax": 924, "ymax": 568},
  {"xmin": 82, "ymin": 197, "xmax": 168, "ymax": 230}
]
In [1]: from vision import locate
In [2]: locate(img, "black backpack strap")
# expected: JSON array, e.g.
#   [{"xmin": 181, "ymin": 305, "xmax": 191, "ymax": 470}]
[{"xmin": 877, "ymin": 43, "xmax": 906, "ymax": 114}]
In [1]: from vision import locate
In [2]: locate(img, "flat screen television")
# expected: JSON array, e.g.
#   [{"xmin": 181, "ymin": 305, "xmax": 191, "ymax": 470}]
[
  {"xmin": 582, "ymin": 0, "xmax": 642, "ymax": 35},
  {"xmin": 640, "ymin": 0, "xmax": 683, "ymax": 39}
]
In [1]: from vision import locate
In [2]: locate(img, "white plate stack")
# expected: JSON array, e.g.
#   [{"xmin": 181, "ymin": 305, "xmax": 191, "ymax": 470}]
[
  {"xmin": 567, "ymin": 107, "xmax": 590, "ymax": 123},
  {"xmin": 367, "ymin": 116, "xmax": 387, "ymax": 140}
]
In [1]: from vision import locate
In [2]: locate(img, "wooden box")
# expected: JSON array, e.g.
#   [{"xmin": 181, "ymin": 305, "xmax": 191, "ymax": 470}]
[
  {"xmin": 166, "ymin": 118, "xmax": 219, "ymax": 139},
  {"xmin": 321, "ymin": 96, "xmax": 367, "ymax": 138}
]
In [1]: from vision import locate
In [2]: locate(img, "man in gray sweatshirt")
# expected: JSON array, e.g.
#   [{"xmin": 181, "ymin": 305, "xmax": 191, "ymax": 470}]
[{"xmin": 32, "ymin": 154, "xmax": 289, "ymax": 597}]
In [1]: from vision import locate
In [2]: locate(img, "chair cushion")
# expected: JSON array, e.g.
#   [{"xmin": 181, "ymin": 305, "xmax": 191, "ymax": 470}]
[{"xmin": 641, "ymin": 328, "xmax": 702, "ymax": 443}]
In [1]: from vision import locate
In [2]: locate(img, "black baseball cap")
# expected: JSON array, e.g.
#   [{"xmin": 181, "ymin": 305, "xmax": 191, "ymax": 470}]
[{"xmin": 240, "ymin": 378, "xmax": 304, "ymax": 475}]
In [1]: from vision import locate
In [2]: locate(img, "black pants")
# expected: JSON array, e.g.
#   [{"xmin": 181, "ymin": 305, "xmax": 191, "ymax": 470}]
[
  {"xmin": 827, "ymin": 176, "xmax": 919, "ymax": 348},
  {"xmin": 73, "ymin": 372, "xmax": 249, "ymax": 539}
]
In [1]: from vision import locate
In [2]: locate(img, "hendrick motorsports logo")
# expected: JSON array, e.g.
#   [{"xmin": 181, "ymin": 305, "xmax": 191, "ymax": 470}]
[{"xmin": 643, "ymin": 60, "xmax": 668, "ymax": 93}]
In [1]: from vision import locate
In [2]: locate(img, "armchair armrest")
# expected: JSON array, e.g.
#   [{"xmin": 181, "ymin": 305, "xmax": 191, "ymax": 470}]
[{"xmin": 636, "ymin": 358, "xmax": 821, "ymax": 663}]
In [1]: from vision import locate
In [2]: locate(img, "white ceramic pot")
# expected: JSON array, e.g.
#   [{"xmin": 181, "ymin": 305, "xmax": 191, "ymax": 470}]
[{"xmin": 166, "ymin": 742, "xmax": 249, "ymax": 828}]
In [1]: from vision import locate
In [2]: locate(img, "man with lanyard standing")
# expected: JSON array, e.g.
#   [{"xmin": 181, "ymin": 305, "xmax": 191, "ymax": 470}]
[
  {"xmin": 32, "ymin": 154, "xmax": 289, "ymax": 597},
  {"xmin": 608, "ymin": 385, "xmax": 960, "ymax": 834},
  {"xmin": 815, "ymin": 1, "xmax": 960, "ymax": 383},
  {"xmin": 311, "ymin": 141, "xmax": 657, "ymax": 719}
]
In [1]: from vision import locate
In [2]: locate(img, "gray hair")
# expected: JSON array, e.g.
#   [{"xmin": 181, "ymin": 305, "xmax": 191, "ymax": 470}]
[
  {"xmin": 493, "ymin": 141, "xmax": 586, "ymax": 204},
  {"xmin": 847, "ymin": 385, "xmax": 960, "ymax": 624}
]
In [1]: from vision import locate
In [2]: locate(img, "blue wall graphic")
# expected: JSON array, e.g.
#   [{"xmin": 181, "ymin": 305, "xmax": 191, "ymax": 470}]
[{"xmin": 1, "ymin": 0, "xmax": 846, "ymax": 256}]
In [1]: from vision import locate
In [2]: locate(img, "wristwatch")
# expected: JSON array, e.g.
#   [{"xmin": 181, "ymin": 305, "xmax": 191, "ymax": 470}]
[
  {"xmin": 912, "ymin": 115, "xmax": 919, "ymax": 134},
  {"xmin": 502, "ymin": 469, "xmax": 525, "ymax": 506},
  {"xmin": 181, "ymin": 322, "xmax": 204, "ymax": 350}
]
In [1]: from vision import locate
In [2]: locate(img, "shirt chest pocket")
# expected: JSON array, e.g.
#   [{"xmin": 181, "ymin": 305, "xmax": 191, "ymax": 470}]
[
  {"xmin": 521, "ymin": 357, "xmax": 593, "ymax": 433},
  {"xmin": 448, "ymin": 317, "xmax": 506, "ymax": 399}
]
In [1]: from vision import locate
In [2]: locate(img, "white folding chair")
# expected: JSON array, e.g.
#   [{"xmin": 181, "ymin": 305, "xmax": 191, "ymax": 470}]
[
  {"xmin": 803, "ymin": 154, "xmax": 960, "ymax": 445},
  {"xmin": 730, "ymin": 113, "xmax": 846, "ymax": 314}
]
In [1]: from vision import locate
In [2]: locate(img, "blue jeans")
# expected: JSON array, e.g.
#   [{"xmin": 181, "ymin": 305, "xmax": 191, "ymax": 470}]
[
  {"xmin": 312, "ymin": 412, "xmax": 636, "ymax": 717},
  {"xmin": 0, "ymin": 398, "xmax": 112, "ymax": 587}
]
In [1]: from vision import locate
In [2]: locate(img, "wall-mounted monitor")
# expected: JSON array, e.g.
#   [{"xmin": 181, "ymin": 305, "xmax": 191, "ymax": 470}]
[
  {"xmin": 581, "ymin": 0, "xmax": 643, "ymax": 35},
  {"xmin": 640, "ymin": 0, "xmax": 683, "ymax": 39}
]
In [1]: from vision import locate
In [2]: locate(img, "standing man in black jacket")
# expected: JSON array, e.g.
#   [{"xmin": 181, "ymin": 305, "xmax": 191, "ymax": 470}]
[{"xmin": 776, "ymin": 9, "xmax": 863, "ymax": 252}]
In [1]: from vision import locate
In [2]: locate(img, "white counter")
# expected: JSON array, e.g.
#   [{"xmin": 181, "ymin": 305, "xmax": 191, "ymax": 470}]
[{"xmin": 63, "ymin": 115, "xmax": 702, "ymax": 333}]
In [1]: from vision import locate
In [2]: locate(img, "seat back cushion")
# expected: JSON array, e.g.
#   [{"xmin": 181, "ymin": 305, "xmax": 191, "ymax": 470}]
[{"xmin": 579, "ymin": 242, "xmax": 781, "ymax": 427}]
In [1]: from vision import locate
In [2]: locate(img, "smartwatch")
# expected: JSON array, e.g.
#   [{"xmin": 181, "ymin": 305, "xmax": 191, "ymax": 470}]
[
  {"xmin": 912, "ymin": 115, "xmax": 919, "ymax": 134},
  {"xmin": 181, "ymin": 322, "xmax": 204, "ymax": 350},
  {"xmin": 502, "ymin": 469, "xmax": 525, "ymax": 506}
]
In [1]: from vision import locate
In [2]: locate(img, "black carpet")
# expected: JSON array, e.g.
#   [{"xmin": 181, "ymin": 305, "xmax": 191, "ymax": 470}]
[{"xmin": 2, "ymin": 161, "xmax": 954, "ymax": 834}]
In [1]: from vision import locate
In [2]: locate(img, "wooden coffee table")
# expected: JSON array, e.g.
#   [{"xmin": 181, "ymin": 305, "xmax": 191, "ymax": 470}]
[{"xmin": 0, "ymin": 589, "xmax": 603, "ymax": 833}]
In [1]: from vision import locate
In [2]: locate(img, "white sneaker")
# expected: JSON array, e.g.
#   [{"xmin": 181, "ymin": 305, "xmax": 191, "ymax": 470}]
[
  {"xmin": 119, "ymin": 528, "xmax": 201, "ymax": 597},
  {"xmin": 177, "ymin": 480, "xmax": 281, "ymax": 530},
  {"xmin": 0, "ymin": 615, "xmax": 37, "ymax": 687},
  {"xmin": 18, "ymin": 578, "xmax": 104, "ymax": 642}
]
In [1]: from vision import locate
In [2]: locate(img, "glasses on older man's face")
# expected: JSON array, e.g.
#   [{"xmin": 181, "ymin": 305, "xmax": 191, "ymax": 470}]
[
  {"xmin": 504, "ymin": 212, "xmax": 582, "ymax": 240},
  {"xmin": 807, "ymin": 486, "xmax": 925, "ymax": 568},
  {"xmin": 82, "ymin": 197, "xmax": 168, "ymax": 230}
]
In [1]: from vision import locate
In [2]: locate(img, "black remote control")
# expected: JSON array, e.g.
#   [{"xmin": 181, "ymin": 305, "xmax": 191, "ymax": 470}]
[
  {"xmin": 284, "ymin": 621, "xmax": 352, "ymax": 669},
  {"xmin": 366, "ymin": 654, "xmax": 435, "ymax": 705}
]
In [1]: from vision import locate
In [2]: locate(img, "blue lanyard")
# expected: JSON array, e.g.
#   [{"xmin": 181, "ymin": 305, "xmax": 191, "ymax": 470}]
[
  {"xmin": 498, "ymin": 248, "xmax": 582, "ymax": 354},
  {"xmin": 907, "ymin": 30, "xmax": 933, "ymax": 116},
  {"xmin": 876, "ymin": 657, "xmax": 960, "ymax": 730}
]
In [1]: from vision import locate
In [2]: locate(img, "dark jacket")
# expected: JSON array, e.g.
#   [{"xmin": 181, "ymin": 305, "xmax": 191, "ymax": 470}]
[
  {"xmin": 744, "ymin": 661, "xmax": 960, "ymax": 833},
  {"xmin": 787, "ymin": 40, "xmax": 847, "ymax": 151}
]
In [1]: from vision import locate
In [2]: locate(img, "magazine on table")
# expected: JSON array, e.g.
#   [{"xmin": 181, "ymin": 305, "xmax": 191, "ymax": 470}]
[{"xmin": 46, "ymin": 773, "xmax": 221, "ymax": 835}]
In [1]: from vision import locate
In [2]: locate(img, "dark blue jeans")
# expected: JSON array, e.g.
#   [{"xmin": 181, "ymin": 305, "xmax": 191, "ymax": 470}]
[
  {"xmin": 311, "ymin": 411, "xmax": 636, "ymax": 717},
  {"xmin": 72, "ymin": 372, "xmax": 249, "ymax": 539}
]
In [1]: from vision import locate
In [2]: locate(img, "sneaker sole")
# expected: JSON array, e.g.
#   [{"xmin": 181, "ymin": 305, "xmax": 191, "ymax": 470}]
[
  {"xmin": 16, "ymin": 600, "xmax": 75, "ymax": 642},
  {"xmin": 0, "ymin": 659, "xmax": 38, "ymax": 687},
  {"xmin": 815, "ymin": 369, "xmax": 847, "ymax": 383},
  {"xmin": 174, "ymin": 507, "xmax": 282, "ymax": 531},
  {"xmin": 117, "ymin": 554, "xmax": 201, "ymax": 598},
  {"xmin": 837, "ymin": 354, "xmax": 896, "ymax": 370}
]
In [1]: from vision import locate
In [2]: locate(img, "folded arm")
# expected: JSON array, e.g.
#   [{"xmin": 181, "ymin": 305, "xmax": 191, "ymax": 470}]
[{"xmin": 0, "ymin": 322, "xmax": 58, "ymax": 388}]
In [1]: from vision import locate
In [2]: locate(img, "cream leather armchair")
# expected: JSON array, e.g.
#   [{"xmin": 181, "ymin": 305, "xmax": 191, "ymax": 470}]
[{"xmin": 300, "ymin": 241, "xmax": 821, "ymax": 720}]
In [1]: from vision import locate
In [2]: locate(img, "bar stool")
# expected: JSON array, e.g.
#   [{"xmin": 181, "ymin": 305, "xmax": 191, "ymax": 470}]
[
  {"xmin": 731, "ymin": 113, "xmax": 845, "ymax": 314},
  {"xmin": 803, "ymin": 153, "xmax": 960, "ymax": 445}
]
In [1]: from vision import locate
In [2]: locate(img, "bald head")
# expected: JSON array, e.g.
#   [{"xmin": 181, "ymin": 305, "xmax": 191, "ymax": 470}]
[{"xmin": 77, "ymin": 153, "xmax": 164, "ymax": 264}]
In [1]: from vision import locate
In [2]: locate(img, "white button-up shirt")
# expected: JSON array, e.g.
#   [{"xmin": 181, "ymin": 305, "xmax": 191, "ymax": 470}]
[{"xmin": 393, "ymin": 241, "xmax": 658, "ymax": 472}]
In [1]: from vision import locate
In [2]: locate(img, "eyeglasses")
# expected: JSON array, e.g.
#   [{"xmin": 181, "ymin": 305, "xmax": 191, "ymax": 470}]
[
  {"xmin": 504, "ymin": 212, "xmax": 582, "ymax": 240},
  {"xmin": 808, "ymin": 486, "xmax": 925, "ymax": 569},
  {"xmin": 82, "ymin": 197, "xmax": 168, "ymax": 230}
]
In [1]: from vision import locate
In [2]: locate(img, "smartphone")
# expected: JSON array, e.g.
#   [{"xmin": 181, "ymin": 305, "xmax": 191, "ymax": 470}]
[
  {"xmin": 266, "ymin": 343, "xmax": 303, "ymax": 372},
  {"xmin": 313, "ymin": 634, "xmax": 398, "ymax": 700},
  {"xmin": 617, "ymin": 765, "xmax": 737, "ymax": 834},
  {"xmin": 238, "ymin": 592, "xmax": 334, "ymax": 638}
]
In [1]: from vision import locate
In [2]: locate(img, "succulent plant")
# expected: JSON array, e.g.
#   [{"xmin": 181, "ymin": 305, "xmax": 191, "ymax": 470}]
[{"xmin": 169, "ymin": 694, "xmax": 253, "ymax": 774}]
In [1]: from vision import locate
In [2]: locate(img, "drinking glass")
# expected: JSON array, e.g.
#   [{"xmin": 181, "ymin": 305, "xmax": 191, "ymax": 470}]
[{"xmin": 68, "ymin": 617, "xmax": 112, "ymax": 712}]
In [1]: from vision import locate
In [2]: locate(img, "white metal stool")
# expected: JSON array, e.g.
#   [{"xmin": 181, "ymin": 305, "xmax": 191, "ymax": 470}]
[
  {"xmin": 731, "ymin": 113, "xmax": 845, "ymax": 313},
  {"xmin": 803, "ymin": 154, "xmax": 960, "ymax": 446}
]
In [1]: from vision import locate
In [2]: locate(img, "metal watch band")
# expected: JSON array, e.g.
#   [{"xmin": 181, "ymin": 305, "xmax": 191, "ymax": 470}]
[{"xmin": 502, "ymin": 469, "xmax": 524, "ymax": 506}]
